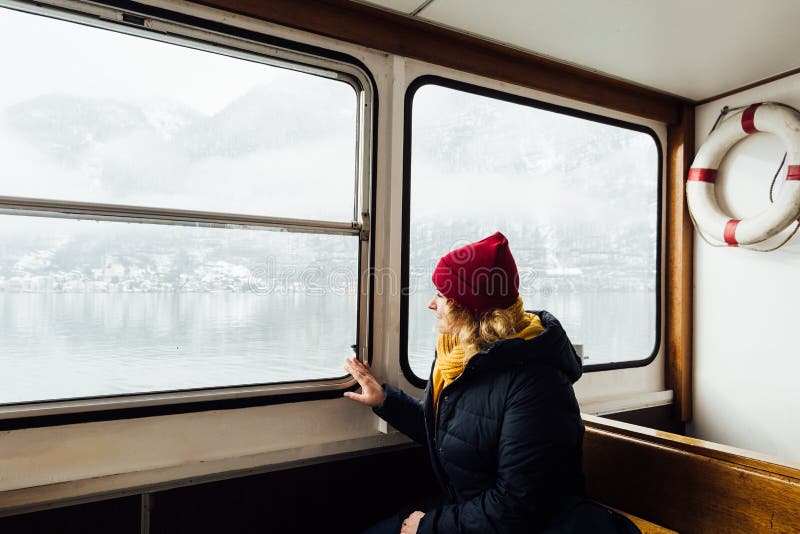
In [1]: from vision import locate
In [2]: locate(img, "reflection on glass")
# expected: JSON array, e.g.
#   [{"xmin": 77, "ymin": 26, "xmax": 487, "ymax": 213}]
[
  {"xmin": 0, "ymin": 7, "xmax": 357, "ymax": 221},
  {"xmin": 0, "ymin": 215, "xmax": 359, "ymax": 403},
  {"xmin": 408, "ymin": 85, "xmax": 658, "ymax": 377}
]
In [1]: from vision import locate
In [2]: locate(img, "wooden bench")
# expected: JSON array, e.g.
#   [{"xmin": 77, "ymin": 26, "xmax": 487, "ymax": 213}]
[
  {"xmin": 617, "ymin": 509, "xmax": 677, "ymax": 533},
  {"xmin": 583, "ymin": 414, "xmax": 800, "ymax": 533}
]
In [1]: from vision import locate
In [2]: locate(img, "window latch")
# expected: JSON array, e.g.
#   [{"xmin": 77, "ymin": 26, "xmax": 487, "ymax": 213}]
[{"xmin": 355, "ymin": 212, "xmax": 370, "ymax": 241}]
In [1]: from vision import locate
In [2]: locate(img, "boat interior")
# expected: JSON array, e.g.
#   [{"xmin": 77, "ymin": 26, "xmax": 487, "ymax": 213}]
[{"xmin": 0, "ymin": 0, "xmax": 799, "ymax": 532}]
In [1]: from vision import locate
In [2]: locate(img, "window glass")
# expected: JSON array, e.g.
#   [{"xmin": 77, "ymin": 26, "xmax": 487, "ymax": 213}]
[
  {"xmin": 0, "ymin": 6, "xmax": 364, "ymax": 405},
  {"xmin": 0, "ymin": 7, "xmax": 357, "ymax": 221},
  {"xmin": 0, "ymin": 215, "xmax": 358, "ymax": 403},
  {"xmin": 407, "ymin": 83, "xmax": 659, "ymax": 378}
]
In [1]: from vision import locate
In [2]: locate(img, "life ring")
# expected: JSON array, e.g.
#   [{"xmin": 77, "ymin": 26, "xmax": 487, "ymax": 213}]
[{"xmin": 686, "ymin": 103, "xmax": 800, "ymax": 247}]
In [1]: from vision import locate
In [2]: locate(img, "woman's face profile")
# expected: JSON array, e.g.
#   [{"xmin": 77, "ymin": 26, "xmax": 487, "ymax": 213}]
[{"xmin": 428, "ymin": 292, "xmax": 452, "ymax": 333}]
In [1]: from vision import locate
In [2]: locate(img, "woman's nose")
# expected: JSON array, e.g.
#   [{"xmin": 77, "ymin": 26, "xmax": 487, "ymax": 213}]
[{"xmin": 427, "ymin": 297, "xmax": 436, "ymax": 310}]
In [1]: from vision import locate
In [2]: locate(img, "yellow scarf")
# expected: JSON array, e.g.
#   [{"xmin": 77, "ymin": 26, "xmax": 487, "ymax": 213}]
[{"xmin": 431, "ymin": 298, "xmax": 544, "ymax": 412}]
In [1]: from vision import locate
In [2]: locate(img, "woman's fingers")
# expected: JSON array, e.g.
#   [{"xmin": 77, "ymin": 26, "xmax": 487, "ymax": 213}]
[
  {"xmin": 344, "ymin": 358, "xmax": 376, "ymax": 393},
  {"xmin": 344, "ymin": 357, "xmax": 375, "ymax": 384},
  {"xmin": 343, "ymin": 357, "xmax": 385, "ymax": 407},
  {"xmin": 343, "ymin": 358, "xmax": 385, "ymax": 407},
  {"xmin": 343, "ymin": 390, "xmax": 368, "ymax": 403},
  {"xmin": 343, "ymin": 358, "xmax": 359, "ymax": 377},
  {"xmin": 343, "ymin": 391, "xmax": 361, "ymax": 401}
]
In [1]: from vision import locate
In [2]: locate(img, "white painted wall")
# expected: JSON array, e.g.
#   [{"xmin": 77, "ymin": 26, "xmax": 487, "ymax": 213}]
[{"xmin": 689, "ymin": 75, "xmax": 800, "ymax": 464}]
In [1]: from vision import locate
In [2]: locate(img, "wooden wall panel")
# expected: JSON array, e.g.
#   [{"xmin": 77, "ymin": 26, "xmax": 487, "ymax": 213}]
[
  {"xmin": 666, "ymin": 104, "xmax": 695, "ymax": 422},
  {"xmin": 0, "ymin": 447, "xmax": 436, "ymax": 533},
  {"xmin": 602, "ymin": 405, "xmax": 685, "ymax": 435},
  {"xmin": 148, "ymin": 446, "xmax": 436, "ymax": 533},
  {"xmin": 0, "ymin": 495, "xmax": 140, "ymax": 534}
]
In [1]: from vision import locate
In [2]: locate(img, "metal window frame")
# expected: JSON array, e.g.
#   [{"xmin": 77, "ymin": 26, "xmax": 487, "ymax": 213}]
[
  {"xmin": 400, "ymin": 75, "xmax": 663, "ymax": 388},
  {"xmin": 0, "ymin": 0, "xmax": 377, "ymax": 426}
]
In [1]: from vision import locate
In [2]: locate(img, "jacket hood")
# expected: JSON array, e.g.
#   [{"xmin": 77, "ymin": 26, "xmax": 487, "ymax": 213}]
[{"xmin": 467, "ymin": 309, "xmax": 583, "ymax": 383}]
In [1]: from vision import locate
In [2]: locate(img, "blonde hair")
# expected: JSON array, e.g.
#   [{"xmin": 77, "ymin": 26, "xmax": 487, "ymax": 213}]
[{"xmin": 441, "ymin": 297, "xmax": 521, "ymax": 356}]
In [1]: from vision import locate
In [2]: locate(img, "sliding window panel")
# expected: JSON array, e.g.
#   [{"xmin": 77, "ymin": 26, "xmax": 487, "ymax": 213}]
[
  {"xmin": 0, "ymin": 5, "xmax": 358, "ymax": 222},
  {"xmin": 0, "ymin": 215, "xmax": 359, "ymax": 404}
]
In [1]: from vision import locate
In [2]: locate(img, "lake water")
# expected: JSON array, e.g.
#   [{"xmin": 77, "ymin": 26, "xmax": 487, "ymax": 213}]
[
  {"xmin": 0, "ymin": 291, "xmax": 655, "ymax": 404},
  {"xmin": 0, "ymin": 293, "xmax": 357, "ymax": 404}
]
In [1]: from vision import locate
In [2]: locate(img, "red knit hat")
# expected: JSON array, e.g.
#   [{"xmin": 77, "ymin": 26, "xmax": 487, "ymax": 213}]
[{"xmin": 431, "ymin": 231, "xmax": 520, "ymax": 316}]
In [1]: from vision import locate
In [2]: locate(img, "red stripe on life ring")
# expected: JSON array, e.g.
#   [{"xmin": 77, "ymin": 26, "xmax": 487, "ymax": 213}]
[
  {"xmin": 724, "ymin": 219, "xmax": 740, "ymax": 247},
  {"xmin": 742, "ymin": 104, "xmax": 760, "ymax": 134},
  {"xmin": 787, "ymin": 165, "xmax": 800, "ymax": 180},
  {"xmin": 688, "ymin": 168, "xmax": 718, "ymax": 183}
]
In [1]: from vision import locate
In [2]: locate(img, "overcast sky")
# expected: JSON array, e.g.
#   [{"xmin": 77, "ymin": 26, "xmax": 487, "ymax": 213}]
[{"xmin": 0, "ymin": 5, "xmax": 314, "ymax": 115}]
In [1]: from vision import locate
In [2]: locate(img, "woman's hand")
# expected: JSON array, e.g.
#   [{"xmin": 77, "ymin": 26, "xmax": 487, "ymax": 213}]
[
  {"xmin": 343, "ymin": 357, "xmax": 386, "ymax": 407},
  {"xmin": 401, "ymin": 511, "xmax": 425, "ymax": 533}
]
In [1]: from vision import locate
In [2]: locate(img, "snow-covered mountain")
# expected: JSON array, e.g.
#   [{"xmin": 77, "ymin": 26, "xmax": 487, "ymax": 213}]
[{"xmin": 0, "ymin": 86, "xmax": 655, "ymax": 295}]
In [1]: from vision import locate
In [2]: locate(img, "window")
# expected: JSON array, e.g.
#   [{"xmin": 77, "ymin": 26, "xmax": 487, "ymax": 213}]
[
  {"xmin": 402, "ymin": 78, "xmax": 660, "ymax": 383},
  {"xmin": 0, "ymin": 3, "xmax": 372, "ymax": 407}
]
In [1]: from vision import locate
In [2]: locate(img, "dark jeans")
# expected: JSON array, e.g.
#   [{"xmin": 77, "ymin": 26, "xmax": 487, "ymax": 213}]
[{"xmin": 360, "ymin": 493, "xmax": 446, "ymax": 534}]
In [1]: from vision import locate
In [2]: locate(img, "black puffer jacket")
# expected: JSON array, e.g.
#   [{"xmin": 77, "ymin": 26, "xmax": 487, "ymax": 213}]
[{"xmin": 374, "ymin": 310, "xmax": 585, "ymax": 533}]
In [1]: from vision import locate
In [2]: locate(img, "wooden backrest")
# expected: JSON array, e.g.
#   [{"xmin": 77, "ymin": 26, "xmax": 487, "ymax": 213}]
[{"xmin": 582, "ymin": 414, "xmax": 800, "ymax": 533}]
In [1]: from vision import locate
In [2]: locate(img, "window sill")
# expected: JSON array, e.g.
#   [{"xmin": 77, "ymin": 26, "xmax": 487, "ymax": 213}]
[{"xmin": 580, "ymin": 389, "xmax": 673, "ymax": 416}]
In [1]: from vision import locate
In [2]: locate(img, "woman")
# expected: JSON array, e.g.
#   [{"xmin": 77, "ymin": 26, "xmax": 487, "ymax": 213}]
[{"xmin": 344, "ymin": 232, "xmax": 585, "ymax": 533}]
